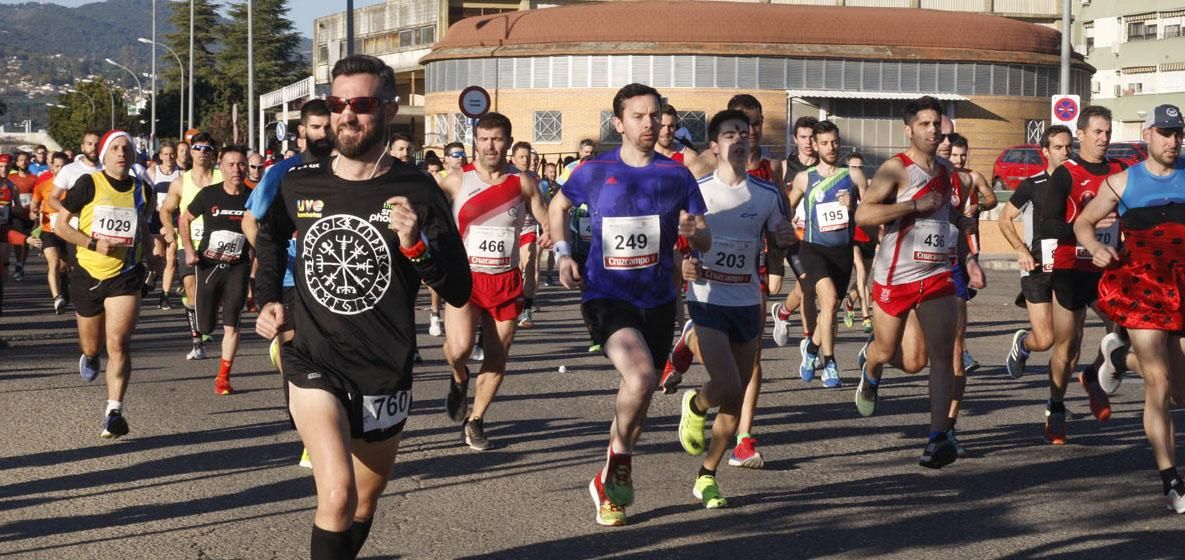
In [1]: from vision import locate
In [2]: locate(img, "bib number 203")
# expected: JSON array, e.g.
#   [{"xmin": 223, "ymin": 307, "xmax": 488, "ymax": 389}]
[{"xmin": 715, "ymin": 252, "xmax": 745, "ymax": 268}]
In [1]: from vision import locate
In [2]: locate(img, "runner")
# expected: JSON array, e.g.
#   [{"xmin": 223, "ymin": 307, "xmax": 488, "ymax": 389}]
[
  {"xmin": 9, "ymin": 151, "xmax": 39, "ymax": 280},
  {"xmin": 29, "ymin": 145, "xmax": 50, "ymax": 175},
  {"xmin": 788, "ymin": 120, "xmax": 863, "ymax": 388},
  {"xmin": 770, "ymin": 116, "xmax": 821, "ymax": 346},
  {"xmin": 558, "ymin": 139, "xmax": 596, "ymax": 185},
  {"xmin": 548, "ymin": 83, "xmax": 709, "ymax": 526},
  {"xmin": 30, "ymin": 151, "xmax": 72, "ymax": 313},
  {"xmin": 656, "ymin": 104, "xmax": 692, "ymax": 329},
  {"xmin": 426, "ymin": 142, "xmax": 468, "ymax": 338},
  {"xmin": 48, "ymin": 130, "xmax": 103, "ymax": 215},
  {"xmin": 1075, "ymin": 103, "xmax": 1185, "ymax": 512},
  {"xmin": 245, "ymin": 153, "xmax": 264, "ymax": 189},
  {"xmin": 999, "ymin": 125, "xmax": 1073, "ymax": 379},
  {"xmin": 53, "ymin": 130, "xmax": 153, "ymax": 439},
  {"xmin": 510, "ymin": 140, "xmax": 545, "ymax": 328},
  {"xmin": 1033, "ymin": 105, "xmax": 1121, "ymax": 444},
  {"xmin": 946, "ymin": 134, "xmax": 996, "ymax": 376},
  {"xmin": 439, "ymin": 114, "xmax": 550, "ymax": 450},
  {"xmin": 254, "ymin": 54, "xmax": 470, "ymax": 559},
  {"xmin": 853, "ymin": 96, "xmax": 965, "ymax": 469},
  {"xmin": 539, "ymin": 162, "xmax": 560, "ymax": 286},
  {"xmin": 843, "ymin": 152, "xmax": 876, "ymax": 334},
  {"xmin": 0, "ymin": 155, "xmax": 27, "ymax": 283},
  {"xmin": 388, "ymin": 133, "xmax": 413, "ymax": 163},
  {"xmin": 180, "ymin": 145, "xmax": 252, "ymax": 395},
  {"xmin": 148, "ymin": 142, "xmax": 182, "ymax": 309},
  {"xmin": 159, "ymin": 133, "xmax": 223, "ymax": 361},
  {"xmin": 674, "ymin": 109, "xmax": 793, "ymax": 508},
  {"xmin": 176, "ymin": 141, "xmax": 192, "ymax": 171}
]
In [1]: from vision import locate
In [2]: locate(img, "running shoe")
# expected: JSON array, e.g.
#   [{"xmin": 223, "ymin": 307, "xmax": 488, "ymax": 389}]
[
  {"xmin": 446, "ymin": 373, "xmax": 469, "ymax": 423},
  {"xmin": 947, "ymin": 428, "xmax": 967, "ymax": 458},
  {"xmin": 669, "ymin": 320, "xmax": 695, "ymax": 374},
  {"xmin": 471, "ymin": 344, "xmax": 485, "ymax": 362},
  {"xmin": 728, "ymin": 436, "xmax": 765, "ymax": 468},
  {"xmin": 158, "ymin": 293, "xmax": 172, "ymax": 310},
  {"xmin": 79, "ymin": 354, "xmax": 100, "ymax": 382},
  {"xmin": 202, "ymin": 334, "xmax": 214, "ymax": 343},
  {"xmin": 589, "ymin": 474, "xmax": 626, "ymax": 526},
  {"xmin": 517, "ymin": 308, "xmax": 535, "ymax": 329},
  {"xmin": 53, "ymin": 295, "xmax": 67, "ymax": 315},
  {"xmin": 428, "ymin": 314, "xmax": 443, "ymax": 337},
  {"xmin": 855, "ymin": 369, "xmax": 879, "ymax": 417},
  {"xmin": 919, "ymin": 433, "xmax": 958, "ymax": 469},
  {"xmin": 1168, "ymin": 484, "xmax": 1185, "ymax": 514},
  {"xmin": 1098, "ymin": 332, "xmax": 1129, "ymax": 395},
  {"xmin": 770, "ymin": 303, "xmax": 791, "ymax": 347},
  {"xmin": 679, "ymin": 390, "xmax": 707, "ymax": 456},
  {"xmin": 660, "ymin": 360, "xmax": 683, "ymax": 395},
  {"xmin": 298, "ymin": 448, "xmax": 312, "ymax": 469},
  {"xmin": 1006, "ymin": 329, "xmax": 1029, "ymax": 379},
  {"xmin": 588, "ymin": 342, "xmax": 602, "ymax": 353},
  {"xmin": 693, "ymin": 474, "xmax": 728, "ymax": 509},
  {"xmin": 962, "ymin": 350, "xmax": 980, "ymax": 373},
  {"xmin": 269, "ymin": 338, "xmax": 282, "ymax": 370},
  {"xmin": 214, "ymin": 374, "xmax": 233, "ymax": 396},
  {"xmin": 186, "ymin": 343, "xmax": 207, "ymax": 360},
  {"xmin": 1044, "ymin": 409, "xmax": 1067, "ymax": 445},
  {"xmin": 842, "ymin": 298, "xmax": 855, "ymax": 329},
  {"xmin": 604, "ymin": 460, "xmax": 634, "ymax": 507},
  {"xmin": 413, "ymin": 350, "xmax": 423, "ymax": 364},
  {"xmin": 1079, "ymin": 369, "xmax": 1112, "ymax": 422},
  {"xmin": 857, "ymin": 338, "xmax": 869, "ymax": 375},
  {"xmin": 12, "ymin": 264, "xmax": 23, "ymax": 282},
  {"xmin": 821, "ymin": 360, "xmax": 842, "ymax": 388},
  {"xmin": 463, "ymin": 418, "xmax": 491, "ymax": 451},
  {"xmin": 100, "ymin": 409, "xmax": 129, "ymax": 439},
  {"xmin": 799, "ymin": 338, "xmax": 818, "ymax": 382},
  {"xmin": 862, "ymin": 318, "xmax": 873, "ymax": 334}
]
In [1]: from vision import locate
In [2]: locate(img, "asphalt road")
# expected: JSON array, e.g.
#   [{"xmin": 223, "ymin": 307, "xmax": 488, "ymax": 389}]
[{"xmin": 1, "ymin": 257, "xmax": 1182, "ymax": 560}]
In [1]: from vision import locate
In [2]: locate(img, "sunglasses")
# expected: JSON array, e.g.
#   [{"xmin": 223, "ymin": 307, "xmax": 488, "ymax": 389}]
[
  {"xmin": 448, "ymin": 152, "xmax": 465, "ymax": 158},
  {"xmin": 191, "ymin": 144, "xmax": 215, "ymax": 153},
  {"xmin": 325, "ymin": 96, "xmax": 388, "ymax": 114},
  {"xmin": 249, "ymin": 164, "xmax": 264, "ymax": 169}
]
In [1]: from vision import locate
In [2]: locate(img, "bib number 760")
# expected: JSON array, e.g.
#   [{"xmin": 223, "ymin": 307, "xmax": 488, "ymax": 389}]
[{"xmin": 361, "ymin": 390, "xmax": 411, "ymax": 433}]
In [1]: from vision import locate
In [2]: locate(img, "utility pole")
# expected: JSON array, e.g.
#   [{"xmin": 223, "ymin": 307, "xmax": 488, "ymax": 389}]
[
  {"xmin": 150, "ymin": 0, "xmax": 157, "ymax": 149},
  {"xmin": 247, "ymin": 0, "xmax": 255, "ymax": 150},
  {"xmin": 346, "ymin": 0, "xmax": 355, "ymax": 56},
  {"xmin": 1060, "ymin": 0, "xmax": 1071, "ymax": 94},
  {"xmin": 188, "ymin": 0, "xmax": 195, "ymax": 129}
]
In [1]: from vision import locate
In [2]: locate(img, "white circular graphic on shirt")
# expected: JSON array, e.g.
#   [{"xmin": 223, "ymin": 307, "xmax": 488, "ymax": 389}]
[{"xmin": 302, "ymin": 214, "xmax": 392, "ymax": 315}]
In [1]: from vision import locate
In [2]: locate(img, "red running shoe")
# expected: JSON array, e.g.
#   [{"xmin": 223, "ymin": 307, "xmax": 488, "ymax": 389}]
[
  {"xmin": 215, "ymin": 374, "xmax": 234, "ymax": 396},
  {"xmin": 1079, "ymin": 370, "xmax": 1112, "ymax": 422},
  {"xmin": 728, "ymin": 436, "xmax": 765, "ymax": 468},
  {"xmin": 669, "ymin": 320, "xmax": 695, "ymax": 374}
]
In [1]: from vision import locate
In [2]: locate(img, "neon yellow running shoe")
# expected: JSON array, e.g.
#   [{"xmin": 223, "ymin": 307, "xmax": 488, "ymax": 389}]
[
  {"xmin": 679, "ymin": 390, "xmax": 707, "ymax": 456},
  {"xmin": 269, "ymin": 338, "xmax": 282, "ymax": 371},
  {"xmin": 298, "ymin": 448, "xmax": 312, "ymax": 469},
  {"xmin": 693, "ymin": 474, "xmax": 728, "ymax": 509}
]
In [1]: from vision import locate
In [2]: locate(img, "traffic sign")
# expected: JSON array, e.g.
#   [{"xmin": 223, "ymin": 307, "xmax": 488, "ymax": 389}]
[
  {"xmin": 275, "ymin": 121, "xmax": 288, "ymax": 141},
  {"xmin": 458, "ymin": 86, "xmax": 491, "ymax": 119},
  {"xmin": 1051, "ymin": 95, "xmax": 1080, "ymax": 127}
]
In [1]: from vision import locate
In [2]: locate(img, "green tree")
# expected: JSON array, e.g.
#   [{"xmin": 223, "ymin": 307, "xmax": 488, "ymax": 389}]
[
  {"xmin": 49, "ymin": 79, "xmax": 130, "ymax": 148},
  {"xmin": 164, "ymin": 0, "xmax": 221, "ymax": 129}
]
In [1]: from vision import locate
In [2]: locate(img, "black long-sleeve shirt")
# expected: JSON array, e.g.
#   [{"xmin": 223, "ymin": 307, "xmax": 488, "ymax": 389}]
[
  {"xmin": 256, "ymin": 158, "xmax": 471, "ymax": 393},
  {"xmin": 1036, "ymin": 156, "xmax": 1124, "ymax": 243}
]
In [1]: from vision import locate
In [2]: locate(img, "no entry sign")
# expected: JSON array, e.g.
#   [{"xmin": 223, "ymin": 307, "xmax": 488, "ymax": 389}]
[{"xmin": 1051, "ymin": 95, "xmax": 1080, "ymax": 127}]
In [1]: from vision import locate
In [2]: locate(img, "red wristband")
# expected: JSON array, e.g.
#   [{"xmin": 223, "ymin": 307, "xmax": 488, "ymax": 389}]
[{"xmin": 399, "ymin": 238, "xmax": 427, "ymax": 258}]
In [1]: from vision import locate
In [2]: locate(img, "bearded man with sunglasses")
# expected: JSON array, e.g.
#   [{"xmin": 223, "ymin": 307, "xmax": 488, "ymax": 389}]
[{"xmin": 255, "ymin": 54, "xmax": 470, "ymax": 560}]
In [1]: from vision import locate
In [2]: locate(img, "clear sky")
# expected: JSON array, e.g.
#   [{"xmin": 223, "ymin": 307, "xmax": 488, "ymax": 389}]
[{"xmin": 0, "ymin": 0, "xmax": 387, "ymax": 38}]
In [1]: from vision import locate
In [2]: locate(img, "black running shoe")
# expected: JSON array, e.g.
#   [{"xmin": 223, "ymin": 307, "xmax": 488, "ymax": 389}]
[
  {"xmin": 463, "ymin": 417, "xmax": 491, "ymax": 451},
  {"xmin": 919, "ymin": 433, "xmax": 958, "ymax": 469},
  {"xmin": 446, "ymin": 371, "xmax": 469, "ymax": 423},
  {"xmin": 101, "ymin": 409, "xmax": 129, "ymax": 439}
]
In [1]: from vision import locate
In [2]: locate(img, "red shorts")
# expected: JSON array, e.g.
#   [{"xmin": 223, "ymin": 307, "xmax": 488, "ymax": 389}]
[
  {"xmin": 872, "ymin": 272, "xmax": 956, "ymax": 317},
  {"xmin": 518, "ymin": 226, "xmax": 538, "ymax": 247},
  {"xmin": 470, "ymin": 269, "xmax": 524, "ymax": 322}
]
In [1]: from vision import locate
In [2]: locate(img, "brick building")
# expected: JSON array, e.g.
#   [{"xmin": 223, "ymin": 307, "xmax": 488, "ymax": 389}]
[{"xmin": 419, "ymin": 0, "xmax": 1094, "ymax": 171}]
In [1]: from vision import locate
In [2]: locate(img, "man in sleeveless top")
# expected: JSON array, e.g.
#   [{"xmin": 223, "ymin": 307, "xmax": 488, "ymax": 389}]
[
  {"xmin": 148, "ymin": 141, "xmax": 182, "ymax": 309},
  {"xmin": 510, "ymin": 140, "xmax": 545, "ymax": 328},
  {"xmin": 1075, "ymin": 103, "xmax": 1185, "ymax": 513},
  {"xmin": 437, "ymin": 112, "xmax": 550, "ymax": 451}
]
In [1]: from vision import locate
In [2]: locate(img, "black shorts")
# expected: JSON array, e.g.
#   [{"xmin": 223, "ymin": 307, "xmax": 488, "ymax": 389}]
[
  {"xmin": 69, "ymin": 264, "xmax": 145, "ymax": 318},
  {"xmin": 766, "ymin": 243, "xmax": 786, "ymax": 277},
  {"xmin": 857, "ymin": 240, "xmax": 877, "ymax": 261},
  {"xmin": 1020, "ymin": 271, "xmax": 1053, "ymax": 305},
  {"xmin": 13, "ymin": 217, "xmax": 33, "ymax": 233},
  {"xmin": 1052, "ymin": 269, "xmax": 1101, "ymax": 312},
  {"xmin": 800, "ymin": 242, "xmax": 854, "ymax": 292},
  {"xmin": 280, "ymin": 286, "xmax": 297, "ymax": 330},
  {"xmin": 688, "ymin": 302, "xmax": 762, "ymax": 344},
  {"xmin": 177, "ymin": 250, "xmax": 196, "ymax": 278},
  {"xmin": 41, "ymin": 231, "xmax": 67, "ymax": 252},
  {"xmin": 582, "ymin": 298, "xmax": 677, "ymax": 371},
  {"xmin": 195, "ymin": 260, "xmax": 251, "ymax": 332},
  {"xmin": 282, "ymin": 348, "xmax": 411, "ymax": 442}
]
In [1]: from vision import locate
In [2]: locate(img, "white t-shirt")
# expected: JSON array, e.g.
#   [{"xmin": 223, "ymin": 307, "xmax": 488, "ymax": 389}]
[
  {"xmin": 53, "ymin": 160, "xmax": 102, "ymax": 191},
  {"xmin": 687, "ymin": 172, "xmax": 786, "ymax": 307}
]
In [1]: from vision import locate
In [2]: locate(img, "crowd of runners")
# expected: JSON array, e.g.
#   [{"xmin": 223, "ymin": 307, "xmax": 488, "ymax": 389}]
[{"xmin": 3, "ymin": 53, "xmax": 1184, "ymax": 558}]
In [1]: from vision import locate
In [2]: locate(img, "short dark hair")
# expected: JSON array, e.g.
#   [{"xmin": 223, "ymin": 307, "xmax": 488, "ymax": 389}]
[
  {"xmin": 35, "ymin": 144, "xmax": 47, "ymax": 151},
  {"xmin": 661, "ymin": 104, "xmax": 678, "ymax": 118},
  {"xmin": 708, "ymin": 110, "xmax": 750, "ymax": 142},
  {"xmin": 1040, "ymin": 124, "xmax": 1073, "ymax": 149},
  {"xmin": 423, "ymin": 150, "xmax": 441, "ymax": 163},
  {"xmin": 191, "ymin": 132, "xmax": 217, "ymax": 147},
  {"xmin": 330, "ymin": 54, "xmax": 397, "ymax": 99},
  {"xmin": 474, "ymin": 111, "xmax": 512, "ymax": 138},
  {"xmin": 844, "ymin": 151, "xmax": 864, "ymax": 165},
  {"xmin": 903, "ymin": 96, "xmax": 945, "ymax": 125},
  {"xmin": 301, "ymin": 99, "xmax": 330, "ymax": 124},
  {"xmin": 1076, "ymin": 105, "xmax": 1112, "ymax": 131},
  {"xmin": 221, "ymin": 144, "xmax": 248, "ymax": 159},
  {"xmin": 612, "ymin": 83, "xmax": 662, "ymax": 119},
  {"xmin": 50, "ymin": 151, "xmax": 68, "ymax": 163},
  {"xmin": 510, "ymin": 141, "xmax": 532, "ymax": 155},
  {"xmin": 83, "ymin": 128, "xmax": 104, "ymax": 141},
  {"xmin": 389, "ymin": 132, "xmax": 412, "ymax": 149},
  {"xmin": 727, "ymin": 94, "xmax": 762, "ymax": 113},
  {"xmin": 443, "ymin": 142, "xmax": 465, "ymax": 154},
  {"xmin": 159, "ymin": 140, "xmax": 177, "ymax": 152},
  {"xmin": 813, "ymin": 120, "xmax": 840, "ymax": 138},
  {"xmin": 949, "ymin": 133, "xmax": 969, "ymax": 151},
  {"xmin": 562, "ymin": 156, "xmax": 576, "ymax": 166},
  {"xmin": 578, "ymin": 138, "xmax": 596, "ymax": 150},
  {"xmin": 793, "ymin": 116, "xmax": 818, "ymax": 134}
]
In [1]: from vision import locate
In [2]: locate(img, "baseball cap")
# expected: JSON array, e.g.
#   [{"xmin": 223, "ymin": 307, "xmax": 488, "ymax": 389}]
[
  {"xmin": 0, "ymin": 154, "xmax": 10, "ymax": 164},
  {"xmin": 1143, "ymin": 104, "xmax": 1184, "ymax": 130}
]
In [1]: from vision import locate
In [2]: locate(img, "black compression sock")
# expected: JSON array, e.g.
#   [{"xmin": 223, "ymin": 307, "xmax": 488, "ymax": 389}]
[
  {"xmin": 349, "ymin": 517, "xmax": 374, "ymax": 557},
  {"xmin": 185, "ymin": 307, "xmax": 200, "ymax": 339},
  {"xmin": 1161, "ymin": 468, "xmax": 1182, "ymax": 495},
  {"xmin": 524, "ymin": 297, "xmax": 534, "ymax": 310},
  {"xmin": 823, "ymin": 355, "xmax": 835, "ymax": 364},
  {"xmin": 1081, "ymin": 366, "xmax": 1099, "ymax": 385},
  {"xmin": 806, "ymin": 340, "xmax": 820, "ymax": 355},
  {"xmin": 1048, "ymin": 400, "xmax": 1066, "ymax": 414},
  {"xmin": 689, "ymin": 394, "xmax": 707, "ymax": 416},
  {"xmin": 310, "ymin": 525, "xmax": 351, "ymax": 560},
  {"xmin": 698, "ymin": 466, "xmax": 716, "ymax": 478}
]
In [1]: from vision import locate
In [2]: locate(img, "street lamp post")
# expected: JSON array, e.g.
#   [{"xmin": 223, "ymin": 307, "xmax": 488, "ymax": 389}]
[
  {"xmin": 66, "ymin": 88, "xmax": 96, "ymax": 126},
  {"xmin": 105, "ymin": 58, "xmax": 144, "ymax": 100},
  {"xmin": 81, "ymin": 78, "xmax": 116, "ymax": 130},
  {"xmin": 247, "ymin": 0, "xmax": 255, "ymax": 151},
  {"xmin": 137, "ymin": 37, "xmax": 185, "ymax": 139},
  {"xmin": 188, "ymin": 0, "xmax": 195, "ymax": 129},
  {"xmin": 150, "ymin": 0, "xmax": 157, "ymax": 149}
]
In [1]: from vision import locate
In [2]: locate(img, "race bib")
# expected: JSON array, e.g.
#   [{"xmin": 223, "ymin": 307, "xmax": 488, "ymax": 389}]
[
  {"xmin": 1076, "ymin": 223, "xmax": 1119, "ymax": 260},
  {"xmin": 816, "ymin": 201, "xmax": 848, "ymax": 232},
  {"xmin": 19, "ymin": 193, "xmax": 32, "ymax": 208},
  {"xmin": 578, "ymin": 217, "xmax": 592, "ymax": 242},
  {"xmin": 466, "ymin": 225, "xmax": 516, "ymax": 272},
  {"xmin": 91, "ymin": 205, "xmax": 137, "ymax": 245},
  {"xmin": 49, "ymin": 211, "xmax": 58, "ymax": 229},
  {"xmin": 156, "ymin": 192, "xmax": 169, "ymax": 210},
  {"xmin": 204, "ymin": 229, "xmax": 246, "ymax": 262},
  {"xmin": 602, "ymin": 215, "xmax": 660, "ymax": 270},
  {"xmin": 190, "ymin": 221, "xmax": 204, "ymax": 244},
  {"xmin": 361, "ymin": 390, "xmax": 411, "ymax": 433},
  {"xmin": 911, "ymin": 219, "xmax": 949, "ymax": 263},
  {"xmin": 1040, "ymin": 239, "xmax": 1057, "ymax": 273},
  {"xmin": 703, "ymin": 236, "xmax": 755, "ymax": 285}
]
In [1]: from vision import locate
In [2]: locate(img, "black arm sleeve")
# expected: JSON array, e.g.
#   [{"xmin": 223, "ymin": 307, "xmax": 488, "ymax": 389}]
[
  {"xmin": 413, "ymin": 187, "xmax": 471, "ymax": 308},
  {"xmin": 1009, "ymin": 179, "xmax": 1033, "ymax": 209},
  {"xmin": 254, "ymin": 187, "xmax": 295, "ymax": 307},
  {"xmin": 1037, "ymin": 166, "xmax": 1074, "ymax": 241},
  {"xmin": 185, "ymin": 188, "xmax": 206, "ymax": 219},
  {"xmin": 61, "ymin": 174, "xmax": 96, "ymax": 215}
]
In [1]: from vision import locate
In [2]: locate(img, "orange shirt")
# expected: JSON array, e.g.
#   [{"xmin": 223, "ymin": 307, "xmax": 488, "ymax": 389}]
[
  {"xmin": 8, "ymin": 171, "xmax": 37, "ymax": 210},
  {"xmin": 32, "ymin": 173, "xmax": 62, "ymax": 232}
]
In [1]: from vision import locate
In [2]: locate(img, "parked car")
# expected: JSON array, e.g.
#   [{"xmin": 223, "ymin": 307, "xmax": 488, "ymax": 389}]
[
  {"xmin": 992, "ymin": 144, "xmax": 1046, "ymax": 190},
  {"xmin": 1105, "ymin": 142, "xmax": 1148, "ymax": 167}
]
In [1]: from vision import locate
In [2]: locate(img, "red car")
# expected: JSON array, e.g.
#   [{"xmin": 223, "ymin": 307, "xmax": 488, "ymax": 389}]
[
  {"xmin": 1105, "ymin": 142, "xmax": 1147, "ymax": 167},
  {"xmin": 992, "ymin": 144, "xmax": 1046, "ymax": 190}
]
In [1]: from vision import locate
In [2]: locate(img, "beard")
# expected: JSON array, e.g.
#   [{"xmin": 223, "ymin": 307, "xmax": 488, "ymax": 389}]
[
  {"xmin": 307, "ymin": 136, "xmax": 334, "ymax": 159},
  {"xmin": 334, "ymin": 115, "xmax": 384, "ymax": 158}
]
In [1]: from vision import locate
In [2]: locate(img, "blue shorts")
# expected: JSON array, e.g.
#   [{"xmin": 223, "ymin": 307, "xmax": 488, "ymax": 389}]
[
  {"xmin": 687, "ymin": 302, "xmax": 762, "ymax": 344},
  {"xmin": 952, "ymin": 261, "xmax": 977, "ymax": 301}
]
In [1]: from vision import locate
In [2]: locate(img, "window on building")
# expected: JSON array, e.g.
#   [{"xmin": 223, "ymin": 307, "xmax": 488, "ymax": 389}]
[
  {"xmin": 427, "ymin": 114, "xmax": 449, "ymax": 147},
  {"xmin": 1092, "ymin": 80, "xmax": 1101, "ymax": 94},
  {"xmin": 1086, "ymin": 37, "xmax": 1094, "ymax": 54},
  {"xmin": 1115, "ymin": 84, "xmax": 1122, "ymax": 97},
  {"xmin": 533, "ymin": 111, "xmax": 562, "ymax": 144},
  {"xmin": 1127, "ymin": 21, "xmax": 1158, "ymax": 41},
  {"xmin": 676, "ymin": 111, "xmax": 707, "ymax": 146},
  {"xmin": 600, "ymin": 111, "xmax": 621, "ymax": 144},
  {"xmin": 317, "ymin": 44, "xmax": 329, "ymax": 64},
  {"xmin": 1166, "ymin": 24, "xmax": 1181, "ymax": 38},
  {"xmin": 420, "ymin": 26, "xmax": 435, "ymax": 46},
  {"xmin": 399, "ymin": 29, "xmax": 416, "ymax": 48},
  {"xmin": 453, "ymin": 113, "xmax": 472, "ymax": 145}
]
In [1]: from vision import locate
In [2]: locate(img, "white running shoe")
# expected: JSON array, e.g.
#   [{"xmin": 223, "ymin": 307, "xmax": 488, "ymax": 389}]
[
  {"xmin": 770, "ymin": 303, "xmax": 791, "ymax": 347},
  {"xmin": 428, "ymin": 314, "xmax": 443, "ymax": 337},
  {"xmin": 186, "ymin": 344, "xmax": 207, "ymax": 360},
  {"xmin": 1098, "ymin": 332, "xmax": 1128, "ymax": 395}
]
